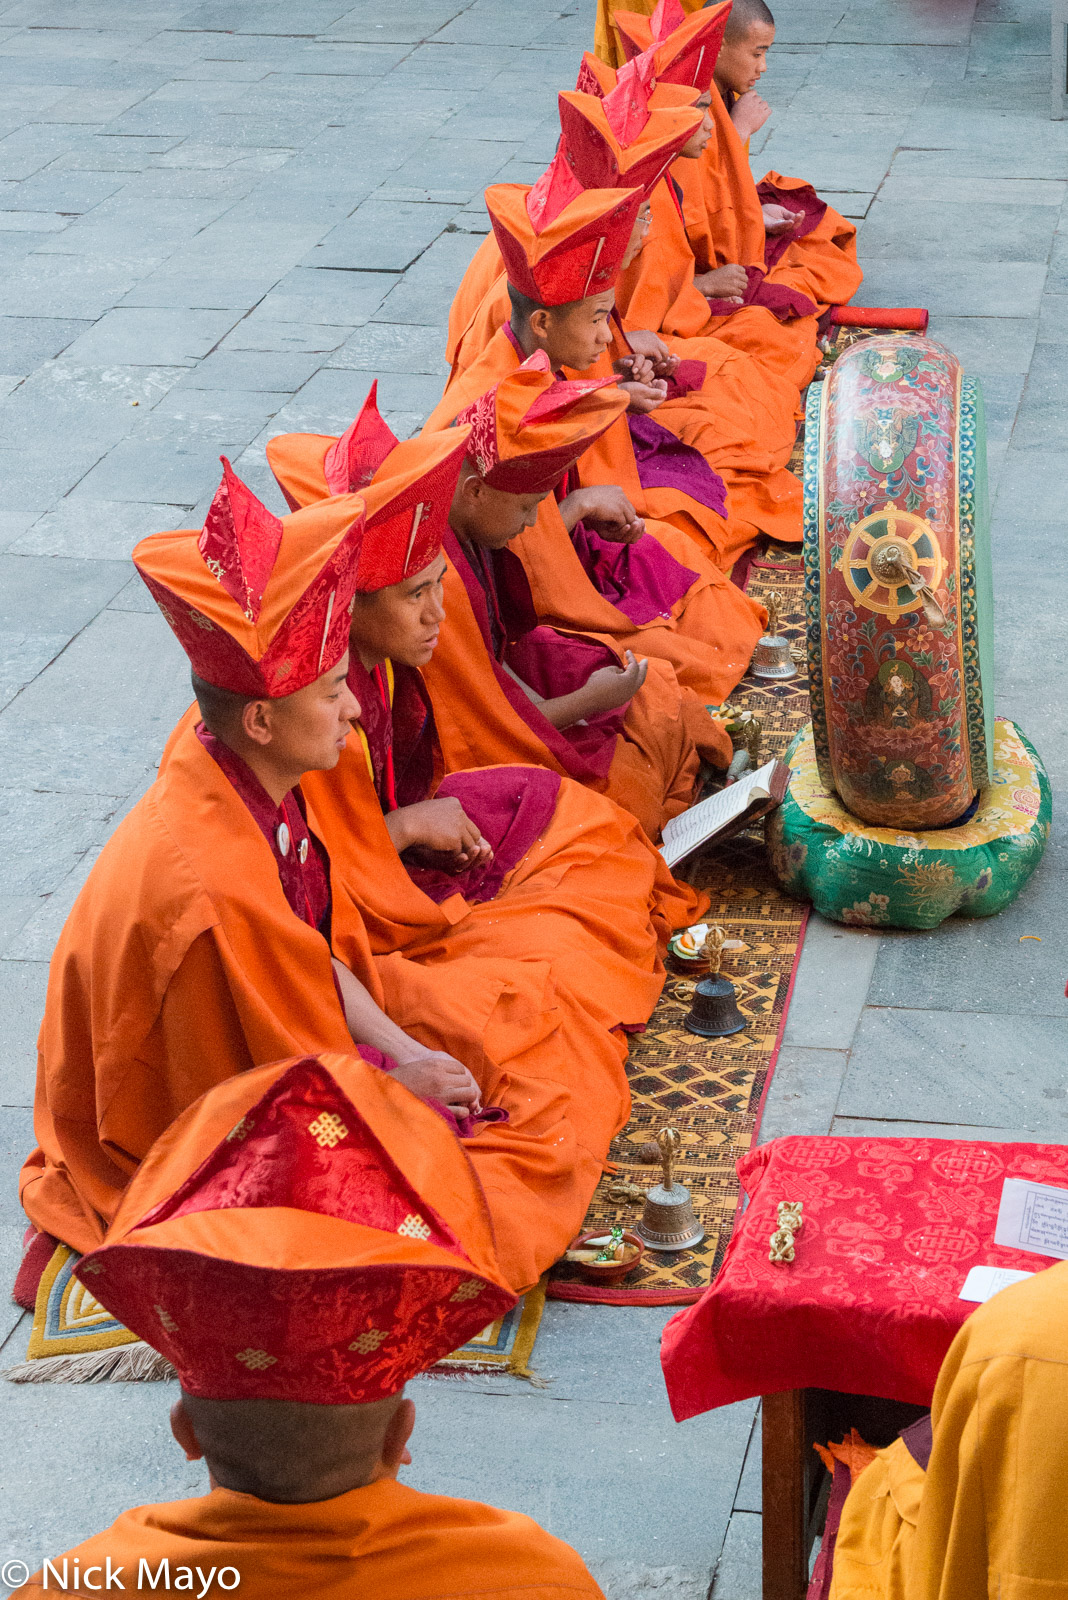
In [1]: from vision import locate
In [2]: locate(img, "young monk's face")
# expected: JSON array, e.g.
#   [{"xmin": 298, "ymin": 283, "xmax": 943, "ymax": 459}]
[
  {"xmin": 349, "ymin": 556, "xmax": 447, "ymax": 670},
  {"xmin": 248, "ymin": 654, "xmax": 360, "ymax": 777},
  {"xmin": 529, "ymin": 289, "xmax": 615, "ymax": 374},
  {"xmin": 715, "ymin": 22, "xmax": 775, "ymax": 96},
  {"xmin": 621, "ymin": 201, "xmax": 652, "ymax": 269},
  {"xmin": 678, "ymin": 93, "xmax": 714, "ymax": 159},
  {"xmin": 450, "ymin": 467, "xmax": 550, "ymax": 549}
]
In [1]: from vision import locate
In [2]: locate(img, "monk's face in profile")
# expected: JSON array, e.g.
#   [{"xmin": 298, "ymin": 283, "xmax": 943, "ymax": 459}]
[
  {"xmin": 244, "ymin": 654, "xmax": 360, "ymax": 781},
  {"xmin": 715, "ymin": 22, "xmax": 775, "ymax": 96},
  {"xmin": 450, "ymin": 463, "xmax": 550, "ymax": 549},
  {"xmin": 349, "ymin": 556, "xmax": 447, "ymax": 670},
  {"xmin": 678, "ymin": 93, "xmax": 714, "ymax": 159},
  {"xmin": 529, "ymin": 289, "xmax": 615, "ymax": 374},
  {"xmin": 621, "ymin": 201, "xmax": 652, "ymax": 269}
]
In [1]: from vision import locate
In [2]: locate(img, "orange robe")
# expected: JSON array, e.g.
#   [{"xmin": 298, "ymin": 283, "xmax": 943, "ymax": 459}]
[
  {"xmin": 428, "ymin": 539, "xmax": 718, "ymax": 848},
  {"xmin": 509, "ymin": 492, "xmax": 765, "ymax": 702},
  {"xmin": 420, "ymin": 361, "xmax": 765, "ymax": 700},
  {"xmin": 671, "ymin": 88, "xmax": 863, "ymax": 391},
  {"xmin": 13, "ymin": 1478, "xmax": 604, "ymax": 1599},
  {"xmin": 614, "ymin": 175, "xmax": 809, "ymax": 437},
  {"xmin": 442, "ymin": 253, "xmax": 803, "ymax": 565},
  {"xmin": 137, "ymin": 706, "xmax": 689, "ymax": 1293},
  {"xmin": 304, "ymin": 669, "xmax": 694, "ymax": 1027}
]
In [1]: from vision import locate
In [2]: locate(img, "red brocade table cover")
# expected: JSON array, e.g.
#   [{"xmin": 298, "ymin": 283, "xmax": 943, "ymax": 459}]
[{"xmin": 660, "ymin": 1135, "xmax": 1068, "ymax": 1422}]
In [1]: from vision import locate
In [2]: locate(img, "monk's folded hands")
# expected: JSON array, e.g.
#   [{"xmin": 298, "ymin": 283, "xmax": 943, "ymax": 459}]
[
  {"xmin": 762, "ymin": 203, "xmax": 804, "ymax": 236},
  {"xmin": 621, "ymin": 328, "xmax": 680, "ymax": 379}
]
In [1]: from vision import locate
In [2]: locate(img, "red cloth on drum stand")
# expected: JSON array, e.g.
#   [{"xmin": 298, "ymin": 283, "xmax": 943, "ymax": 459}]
[{"xmin": 660, "ymin": 1134, "xmax": 1068, "ymax": 1421}]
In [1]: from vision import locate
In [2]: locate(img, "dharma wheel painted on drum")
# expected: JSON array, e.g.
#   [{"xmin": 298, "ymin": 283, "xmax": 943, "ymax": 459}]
[{"xmin": 803, "ymin": 335, "xmax": 994, "ymax": 830}]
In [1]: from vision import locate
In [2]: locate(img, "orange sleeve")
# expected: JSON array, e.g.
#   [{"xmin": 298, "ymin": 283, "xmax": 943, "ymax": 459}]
[{"xmin": 99, "ymin": 929, "xmax": 257, "ymax": 1176}]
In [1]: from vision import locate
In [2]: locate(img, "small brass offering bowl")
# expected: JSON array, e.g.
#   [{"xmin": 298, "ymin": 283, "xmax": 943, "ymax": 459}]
[{"xmin": 565, "ymin": 1229, "xmax": 645, "ymax": 1285}]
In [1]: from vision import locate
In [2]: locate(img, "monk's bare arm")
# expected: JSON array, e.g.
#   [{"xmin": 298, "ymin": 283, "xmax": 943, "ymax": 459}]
[
  {"xmin": 502, "ymin": 660, "xmax": 599, "ymax": 728},
  {"xmin": 384, "ymin": 797, "xmax": 492, "ymax": 866},
  {"xmin": 330, "ymin": 959, "xmax": 481, "ymax": 1112},
  {"xmin": 503, "ymin": 652, "xmax": 648, "ymax": 728},
  {"xmin": 557, "ymin": 485, "xmax": 645, "ymax": 543}
]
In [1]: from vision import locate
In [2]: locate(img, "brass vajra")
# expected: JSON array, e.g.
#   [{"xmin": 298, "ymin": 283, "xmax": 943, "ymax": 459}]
[
  {"xmin": 658, "ymin": 1126, "xmax": 681, "ymax": 1192},
  {"xmin": 700, "ymin": 924, "xmax": 727, "ymax": 977},
  {"xmin": 769, "ymin": 1200, "xmax": 804, "ymax": 1264},
  {"xmin": 768, "ymin": 1228, "xmax": 796, "ymax": 1264},
  {"xmin": 726, "ymin": 708, "xmax": 763, "ymax": 762},
  {"xmin": 607, "ymin": 1179, "xmax": 645, "ymax": 1203}
]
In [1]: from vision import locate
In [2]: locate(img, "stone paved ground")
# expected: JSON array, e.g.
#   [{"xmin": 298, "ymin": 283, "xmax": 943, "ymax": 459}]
[{"xmin": 0, "ymin": 0, "xmax": 1064, "ymax": 1593}]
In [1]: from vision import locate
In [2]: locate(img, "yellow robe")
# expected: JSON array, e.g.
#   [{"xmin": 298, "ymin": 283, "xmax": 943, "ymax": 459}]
[{"xmin": 831, "ymin": 1261, "xmax": 1068, "ymax": 1599}]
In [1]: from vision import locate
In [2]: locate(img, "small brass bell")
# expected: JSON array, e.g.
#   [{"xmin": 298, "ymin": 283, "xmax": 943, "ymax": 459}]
[
  {"xmin": 635, "ymin": 1127, "xmax": 704, "ymax": 1252},
  {"xmin": 684, "ymin": 926, "xmax": 746, "ymax": 1038},
  {"xmin": 749, "ymin": 590, "xmax": 796, "ymax": 680}
]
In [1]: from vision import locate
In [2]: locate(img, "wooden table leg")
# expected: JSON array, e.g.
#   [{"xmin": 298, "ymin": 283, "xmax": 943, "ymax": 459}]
[{"xmin": 762, "ymin": 1389, "xmax": 809, "ymax": 1600}]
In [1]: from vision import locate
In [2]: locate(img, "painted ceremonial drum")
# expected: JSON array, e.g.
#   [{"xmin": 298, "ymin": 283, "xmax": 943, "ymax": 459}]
[
  {"xmin": 767, "ymin": 720, "xmax": 1050, "ymax": 931},
  {"xmin": 803, "ymin": 335, "xmax": 994, "ymax": 829}
]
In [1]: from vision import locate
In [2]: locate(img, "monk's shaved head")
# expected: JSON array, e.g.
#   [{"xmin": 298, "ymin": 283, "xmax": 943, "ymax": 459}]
[
  {"xmin": 723, "ymin": 0, "xmax": 774, "ymax": 38},
  {"xmin": 174, "ymin": 1390, "xmax": 414, "ymax": 1504},
  {"xmin": 191, "ymin": 670, "xmax": 252, "ymax": 740}
]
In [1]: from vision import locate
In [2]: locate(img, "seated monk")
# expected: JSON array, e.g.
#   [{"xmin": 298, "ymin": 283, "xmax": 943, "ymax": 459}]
[
  {"xmin": 427, "ymin": 354, "xmax": 768, "ymax": 703},
  {"xmin": 12, "ymin": 1053, "xmax": 604, "ymax": 1599},
  {"xmin": 421, "ymin": 383, "xmax": 730, "ymax": 843},
  {"xmin": 442, "ymin": 75, "xmax": 802, "ymax": 567},
  {"xmin": 17, "ymin": 477, "xmax": 493, "ymax": 1275},
  {"xmin": 612, "ymin": 0, "xmax": 863, "ymax": 392},
  {"xmin": 828, "ymin": 1261, "xmax": 1068, "ymax": 1600},
  {"xmin": 561, "ymin": 62, "xmax": 805, "ymax": 562}
]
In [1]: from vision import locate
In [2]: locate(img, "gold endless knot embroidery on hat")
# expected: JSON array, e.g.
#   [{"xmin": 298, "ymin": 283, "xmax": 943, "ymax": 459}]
[
  {"xmin": 349, "ymin": 1328, "xmax": 388, "ymax": 1354},
  {"xmin": 397, "ymin": 1213, "xmax": 432, "ymax": 1241},
  {"xmin": 308, "ymin": 1112, "xmax": 349, "ymax": 1148},
  {"xmin": 235, "ymin": 1348, "xmax": 277, "ymax": 1370}
]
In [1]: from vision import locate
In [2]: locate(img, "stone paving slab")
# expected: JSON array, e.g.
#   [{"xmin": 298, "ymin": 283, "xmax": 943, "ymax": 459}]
[
  {"xmin": 0, "ymin": 0, "xmax": 1064, "ymax": 1592},
  {"xmin": 837, "ymin": 1008, "xmax": 1068, "ymax": 1129}
]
